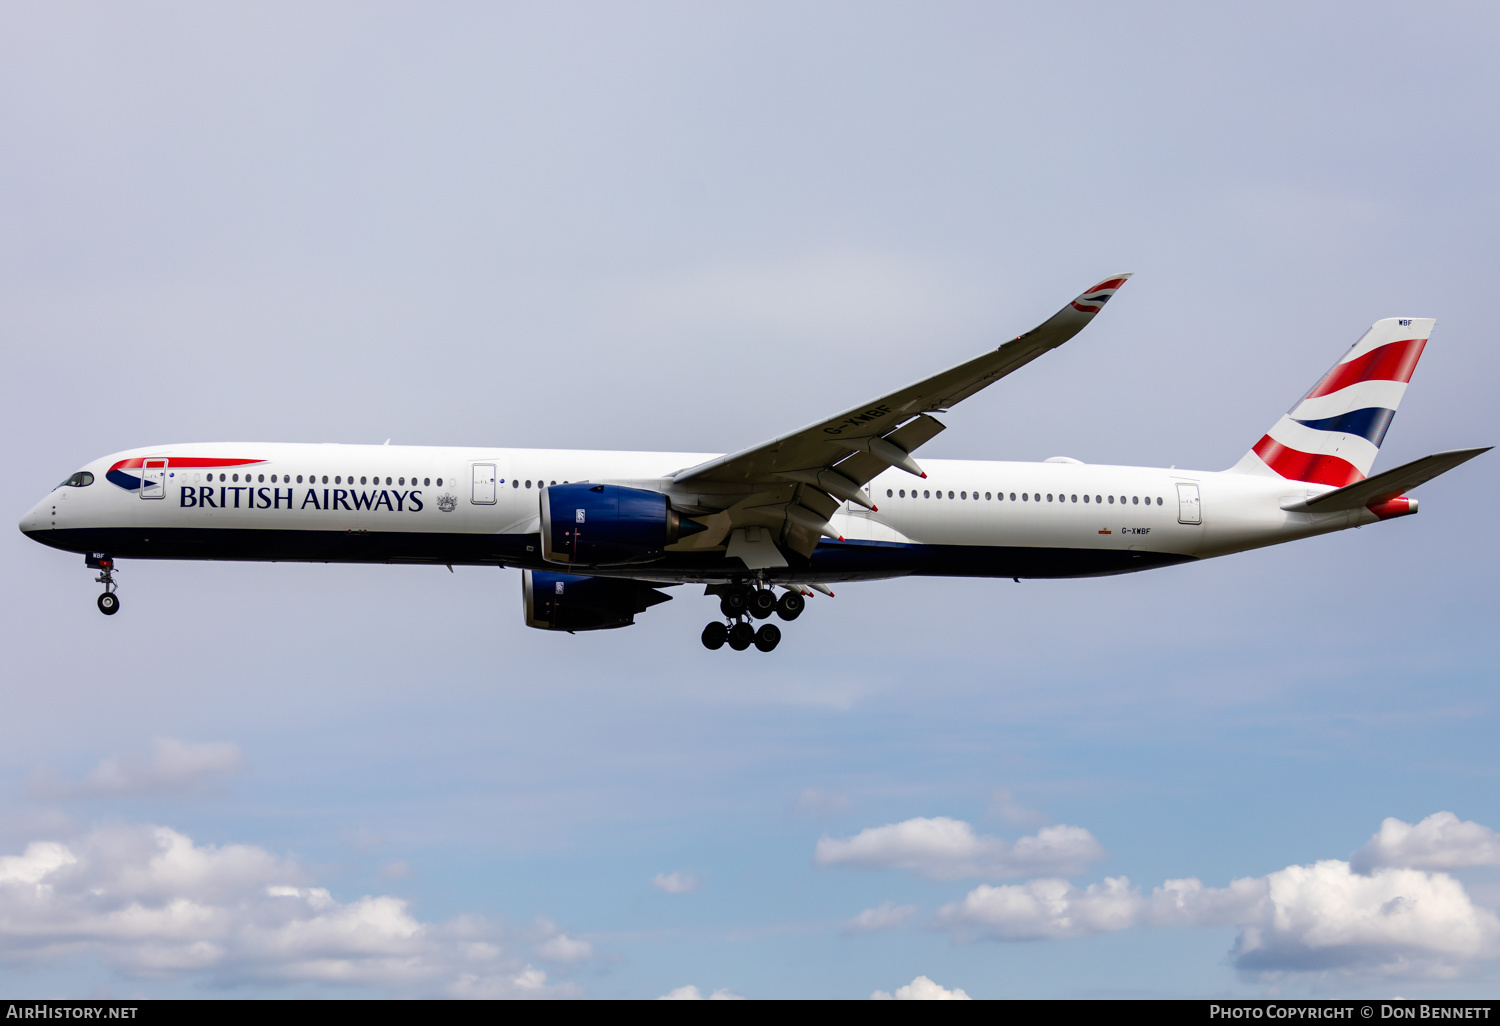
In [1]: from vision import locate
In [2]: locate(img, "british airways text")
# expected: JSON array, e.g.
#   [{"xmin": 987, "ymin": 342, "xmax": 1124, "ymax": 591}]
[{"xmin": 179, "ymin": 487, "xmax": 424, "ymax": 512}]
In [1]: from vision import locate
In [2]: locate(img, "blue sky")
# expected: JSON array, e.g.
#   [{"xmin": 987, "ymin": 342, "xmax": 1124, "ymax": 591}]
[{"xmin": 2, "ymin": 2, "xmax": 1498, "ymax": 999}]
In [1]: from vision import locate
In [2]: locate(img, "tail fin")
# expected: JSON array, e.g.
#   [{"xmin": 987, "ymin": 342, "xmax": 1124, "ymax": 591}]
[{"xmin": 1229, "ymin": 317, "xmax": 1435, "ymax": 486}]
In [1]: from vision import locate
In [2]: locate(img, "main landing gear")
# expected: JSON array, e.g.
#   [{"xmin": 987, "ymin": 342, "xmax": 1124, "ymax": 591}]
[
  {"xmin": 701, "ymin": 584, "xmax": 807, "ymax": 653},
  {"xmin": 87, "ymin": 553, "xmax": 119, "ymax": 616}
]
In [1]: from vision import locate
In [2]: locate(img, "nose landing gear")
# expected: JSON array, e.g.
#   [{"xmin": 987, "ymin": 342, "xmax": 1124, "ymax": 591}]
[{"xmin": 87, "ymin": 553, "xmax": 119, "ymax": 615}]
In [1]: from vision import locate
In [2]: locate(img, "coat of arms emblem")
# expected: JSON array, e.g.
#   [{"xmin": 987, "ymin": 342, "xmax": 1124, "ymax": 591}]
[{"xmin": 436, "ymin": 493, "xmax": 458, "ymax": 513}]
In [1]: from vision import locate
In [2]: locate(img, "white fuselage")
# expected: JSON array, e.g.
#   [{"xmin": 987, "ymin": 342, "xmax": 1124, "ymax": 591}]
[{"xmin": 20, "ymin": 441, "xmax": 1378, "ymax": 584}]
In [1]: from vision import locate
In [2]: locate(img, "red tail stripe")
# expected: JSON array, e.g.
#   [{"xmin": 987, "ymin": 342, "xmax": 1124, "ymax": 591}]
[
  {"xmin": 1085, "ymin": 278, "xmax": 1129, "ymax": 294},
  {"xmin": 1307, "ymin": 337, "xmax": 1426, "ymax": 399},
  {"xmin": 1252, "ymin": 436, "xmax": 1364, "ymax": 488},
  {"xmin": 109, "ymin": 457, "xmax": 266, "ymax": 471}
]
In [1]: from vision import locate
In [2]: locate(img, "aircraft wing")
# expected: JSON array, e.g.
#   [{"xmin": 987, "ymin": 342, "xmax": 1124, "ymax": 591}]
[{"xmin": 667, "ymin": 274, "xmax": 1132, "ymax": 561}]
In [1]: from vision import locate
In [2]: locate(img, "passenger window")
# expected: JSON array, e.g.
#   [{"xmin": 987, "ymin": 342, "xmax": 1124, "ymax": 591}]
[
  {"xmin": 436, "ymin": 478, "xmax": 442, "ymax": 486},
  {"xmin": 425, "ymin": 478, "xmax": 432, "ymax": 486},
  {"xmin": 948, "ymin": 491, "xmax": 954, "ymax": 499},
  {"xmin": 1009, "ymin": 492, "xmax": 1016, "ymax": 501},
  {"xmin": 1083, "ymin": 494, "xmax": 1089, "ymax": 502},
  {"xmin": 1095, "ymin": 495, "xmax": 1102, "ymax": 504},
  {"xmin": 923, "ymin": 490, "xmax": 930, "ymax": 498},
  {"xmin": 1071, "ymin": 494, "xmax": 1077, "ymax": 502},
  {"xmin": 887, "ymin": 489, "xmax": 894, "ymax": 497},
  {"xmin": 1046, "ymin": 494, "xmax": 1053, "ymax": 502},
  {"xmin": 1132, "ymin": 496, "xmax": 1139, "ymax": 505},
  {"xmin": 513, "ymin": 480, "xmax": 520, "ymax": 488},
  {"xmin": 1022, "ymin": 493, "xmax": 1028, "ymax": 501},
  {"xmin": 525, "ymin": 480, "xmax": 532, "ymax": 488},
  {"xmin": 985, "ymin": 492, "xmax": 991, "ymax": 500},
  {"xmin": 1108, "ymin": 495, "xmax": 1114, "ymax": 504}
]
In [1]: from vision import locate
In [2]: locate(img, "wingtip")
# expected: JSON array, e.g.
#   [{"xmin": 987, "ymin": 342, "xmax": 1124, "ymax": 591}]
[{"xmin": 1071, "ymin": 274, "xmax": 1133, "ymax": 314}]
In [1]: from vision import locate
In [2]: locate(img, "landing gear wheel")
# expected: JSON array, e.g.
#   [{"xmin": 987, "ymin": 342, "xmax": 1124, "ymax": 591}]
[
  {"xmin": 701, "ymin": 621, "xmax": 728, "ymax": 650},
  {"xmin": 727, "ymin": 622, "xmax": 754, "ymax": 651},
  {"xmin": 720, "ymin": 586, "xmax": 752, "ymax": 618},
  {"xmin": 753, "ymin": 624, "xmax": 781, "ymax": 652},
  {"xmin": 97, "ymin": 592, "xmax": 119, "ymax": 616},
  {"xmin": 749, "ymin": 589, "xmax": 777, "ymax": 620},
  {"xmin": 775, "ymin": 591, "xmax": 804, "ymax": 621}
]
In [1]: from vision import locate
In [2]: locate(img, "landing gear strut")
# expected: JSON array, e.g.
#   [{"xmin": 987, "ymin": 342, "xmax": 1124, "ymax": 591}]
[{"xmin": 88, "ymin": 553, "xmax": 119, "ymax": 616}]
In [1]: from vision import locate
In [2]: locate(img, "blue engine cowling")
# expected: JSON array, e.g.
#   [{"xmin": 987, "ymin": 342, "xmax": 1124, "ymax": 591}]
[
  {"xmin": 540, "ymin": 482, "xmax": 705, "ymax": 567},
  {"xmin": 523, "ymin": 570, "xmax": 673, "ymax": 632}
]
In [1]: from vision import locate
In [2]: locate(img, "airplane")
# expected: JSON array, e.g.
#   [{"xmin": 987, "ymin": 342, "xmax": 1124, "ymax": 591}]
[{"xmin": 18, "ymin": 275, "xmax": 1488, "ymax": 652}]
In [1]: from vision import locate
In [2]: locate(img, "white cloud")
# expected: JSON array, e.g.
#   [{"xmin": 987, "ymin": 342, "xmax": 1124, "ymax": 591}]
[
  {"xmin": 1351, "ymin": 812, "xmax": 1500, "ymax": 874},
  {"xmin": 1233, "ymin": 860, "xmax": 1500, "ymax": 977},
  {"xmin": 871, "ymin": 975, "xmax": 971, "ymax": 1000},
  {"xmin": 658, "ymin": 984, "xmax": 744, "ymax": 1000},
  {"xmin": 532, "ymin": 918, "xmax": 594, "ymax": 964},
  {"xmin": 814, "ymin": 817, "xmax": 1103, "ymax": 880},
  {"xmin": 932, "ymin": 859, "xmax": 1500, "ymax": 978},
  {"xmin": 846, "ymin": 901, "xmax": 917, "ymax": 934},
  {"xmin": 652, "ymin": 871, "xmax": 700, "ymax": 894},
  {"xmin": 935, "ymin": 876, "xmax": 1148, "ymax": 941},
  {"xmin": 0, "ymin": 823, "xmax": 580, "ymax": 996},
  {"xmin": 35, "ymin": 738, "xmax": 243, "ymax": 799}
]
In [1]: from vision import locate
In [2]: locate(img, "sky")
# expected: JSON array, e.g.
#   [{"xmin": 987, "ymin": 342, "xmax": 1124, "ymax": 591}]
[{"xmin": 2, "ymin": 1, "xmax": 1499, "ymax": 1000}]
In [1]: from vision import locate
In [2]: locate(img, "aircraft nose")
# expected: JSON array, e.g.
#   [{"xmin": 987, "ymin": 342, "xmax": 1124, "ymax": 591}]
[{"xmin": 18, "ymin": 495, "xmax": 51, "ymax": 537}]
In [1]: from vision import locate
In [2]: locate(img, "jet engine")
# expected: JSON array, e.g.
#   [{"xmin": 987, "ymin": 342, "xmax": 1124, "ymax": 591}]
[
  {"xmin": 522, "ymin": 570, "xmax": 672, "ymax": 632},
  {"xmin": 540, "ymin": 483, "xmax": 705, "ymax": 566}
]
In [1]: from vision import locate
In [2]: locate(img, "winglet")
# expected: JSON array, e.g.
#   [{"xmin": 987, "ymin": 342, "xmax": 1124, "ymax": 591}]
[{"xmin": 1069, "ymin": 274, "xmax": 1133, "ymax": 314}]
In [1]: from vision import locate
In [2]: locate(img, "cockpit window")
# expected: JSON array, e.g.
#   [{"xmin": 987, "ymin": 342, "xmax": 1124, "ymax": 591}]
[{"xmin": 58, "ymin": 471, "xmax": 94, "ymax": 489}]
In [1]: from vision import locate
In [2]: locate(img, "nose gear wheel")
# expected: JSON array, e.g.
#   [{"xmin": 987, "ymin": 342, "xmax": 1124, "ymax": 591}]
[{"xmin": 89, "ymin": 554, "xmax": 119, "ymax": 616}]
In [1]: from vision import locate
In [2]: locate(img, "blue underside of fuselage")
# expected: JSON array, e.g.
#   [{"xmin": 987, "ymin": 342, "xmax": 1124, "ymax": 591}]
[{"xmin": 22, "ymin": 526, "xmax": 1196, "ymax": 580}]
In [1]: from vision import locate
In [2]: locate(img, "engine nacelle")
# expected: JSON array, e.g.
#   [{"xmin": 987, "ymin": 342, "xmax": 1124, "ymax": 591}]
[
  {"xmin": 540, "ymin": 482, "xmax": 704, "ymax": 567},
  {"xmin": 523, "ymin": 570, "xmax": 672, "ymax": 632}
]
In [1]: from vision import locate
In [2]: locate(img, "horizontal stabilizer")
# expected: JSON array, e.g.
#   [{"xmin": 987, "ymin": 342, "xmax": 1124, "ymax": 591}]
[{"xmin": 1281, "ymin": 447, "xmax": 1491, "ymax": 513}]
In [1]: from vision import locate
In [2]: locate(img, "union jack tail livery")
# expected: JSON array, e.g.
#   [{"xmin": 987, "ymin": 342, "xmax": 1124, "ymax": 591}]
[{"xmin": 1231, "ymin": 317, "xmax": 1435, "ymax": 487}]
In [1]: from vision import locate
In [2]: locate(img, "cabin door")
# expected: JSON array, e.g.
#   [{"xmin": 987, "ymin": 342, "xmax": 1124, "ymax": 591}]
[
  {"xmin": 141, "ymin": 459, "xmax": 167, "ymax": 499},
  {"xmin": 1176, "ymin": 483, "xmax": 1202, "ymax": 525},
  {"xmin": 471, "ymin": 463, "xmax": 497, "ymax": 504}
]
